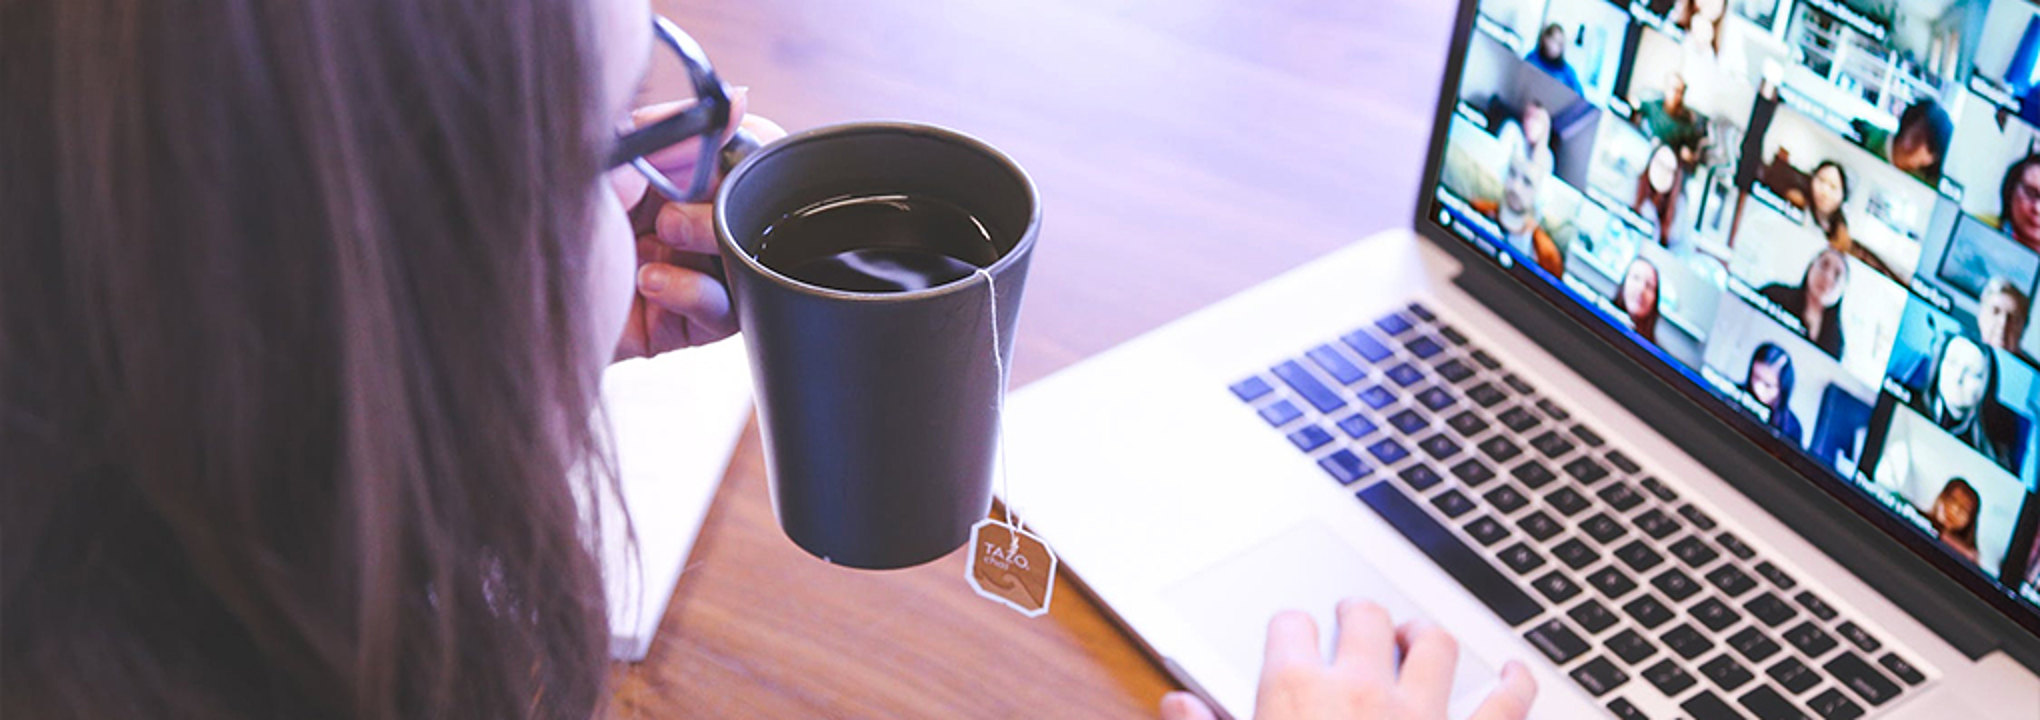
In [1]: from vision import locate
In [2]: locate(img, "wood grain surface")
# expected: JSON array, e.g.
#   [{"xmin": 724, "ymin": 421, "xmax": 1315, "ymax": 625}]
[{"xmin": 610, "ymin": 1, "xmax": 1459, "ymax": 717}]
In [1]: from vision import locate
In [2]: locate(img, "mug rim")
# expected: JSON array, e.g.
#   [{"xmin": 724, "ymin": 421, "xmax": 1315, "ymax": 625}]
[{"xmin": 713, "ymin": 121, "xmax": 1041, "ymax": 302}]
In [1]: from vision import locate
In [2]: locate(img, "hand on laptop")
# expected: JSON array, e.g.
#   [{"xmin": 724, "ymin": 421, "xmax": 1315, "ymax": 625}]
[{"xmin": 1159, "ymin": 600, "xmax": 1536, "ymax": 720}]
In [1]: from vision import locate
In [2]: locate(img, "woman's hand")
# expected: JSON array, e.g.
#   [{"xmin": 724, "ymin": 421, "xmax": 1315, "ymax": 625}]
[
  {"xmin": 1159, "ymin": 600, "xmax": 1537, "ymax": 720},
  {"xmin": 614, "ymin": 91, "xmax": 788, "ymax": 361}
]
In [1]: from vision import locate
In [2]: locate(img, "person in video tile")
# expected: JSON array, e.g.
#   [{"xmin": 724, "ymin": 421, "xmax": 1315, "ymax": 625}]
[
  {"xmin": 1675, "ymin": 0, "xmax": 1726, "ymax": 56},
  {"xmin": 1927, "ymin": 478, "xmax": 1982, "ymax": 564},
  {"xmin": 1758, "ymin": 248, "xmax": 1848, "ymax": 356},
  {"xmin": 1509, "ymin": 100, "xmax": 1557, "ymax": 175},
  {"xmin": 1999, "ymin": 154, "xmax": 2040, "ymax": 253},
  {"xmin": 1633, "ymin": 144, "xmax": 1684, "ymax": 246},
  {"xmin": 1635, "ymin": 72, "xmax": 1707, "ymax": 166},
  {"xmin": 1979, "ymin": 277, "xmax": 2036, "ymax": 367},
  {"xmin": 1526, "ymin": 23, "xmax": 1584, "ymax": 95},
  {"xmin": 1913, "ymin": 334, "xmax": 2019, "ymax": 469},
  {"xmin": 1884, "ymin": 100, "xmax": 1953, "ymax": 186},
  {"xmin": 1743, "ymin": 342, "xmax": 1802, "ymax": 441},
  {"xmin": 1614, "ymin": 256, "xmax": 1661, "ymax": 340},
  {"xmin": 1806, "ymin": 160, "xmax": 1850, "ymax": 248}
]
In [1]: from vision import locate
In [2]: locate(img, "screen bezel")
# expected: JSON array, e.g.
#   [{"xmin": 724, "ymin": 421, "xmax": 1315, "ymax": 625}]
[{"xmin": 1410, "ymin": 0, "xmax": 2040, "ymax": 640}]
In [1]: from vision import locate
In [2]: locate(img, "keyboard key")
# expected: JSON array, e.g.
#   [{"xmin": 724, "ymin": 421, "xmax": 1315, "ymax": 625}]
[
  {"xmin": 1288, "ymin": 425, "xmax": 1334, "ymax": 451},
  {"xmin": 1529, "ymin": 430, "xmax": 1575, "ymax": 458},
  {"xmin": 1564, "ymin": 456, "xmax": 1610, "ymax": 484},
  {"xmin": 1414, "ymin": 385, "xmax": 1456, "ymax": 411},
  {"xmin": 1570, "ymin": 424, "xmax": 1606, "ymax": 447},
  {"xmin": 1671, "ymin": 535, "xmax": 1721, "ymax": 568},
  {"xmin": 1586, "ymin": 566, "xmax": 1638, "ymax": 599},
  {"xmin": 1570, "ymin": 656, "xmax": 1630, "ymax": 697},
  {"xmin": 1701, "ymin": 653, "xmax": 1756, "ymax": 691},
  {"xmin": 1272, "ymin": 361, "xmax": 1345, "ymax": 413},
  {"xmin": 1418, "ymin": 433, "xmax": 1461, "ymax": 460},
  {"xmin": 1259, "ymin": 399, "xmax": 1303, "ymax": 426},
  {"xmin": 1614, "ymin": 540, "xmax": 1665, "ymax": 573},
  {"xmin": 1496, "ymin": 405, "xmax": 1540, "ymax": 431},
  {"xmin": 1552, "ymin": 538, "xmax": 1601, "ymax": 570},
  {"xmin": 1407, "ymin": 336, "xmax": 1445, "ymax": 359},
  {"xmin": 1497, "ymin": 542, "xmax": 1545, "ymax": 574},
  {"xmin": 1682, "ymin": 690, "xmax": 1747, "ymax": 720},
  {"xmin": 1822, "ymin": 652, "xmax": 1899, "ymax": 706},
  {"xmin": 1876, "ymin": 653, "xmax": 1923, "ymax": 686},
  {"xmin": 1745, "ymin": 593, "xmax": 1798, "ymax": 628},
  {"xmin": 1463, "ymin": 515, "xmax": 1510, "ymax": 546},
  {"xmin": 1834, "ymin": 622, "xmax": 1878, "ymax": 654},
  {"xmin": 1336, "ymin": 413, "xmax": 1378, "ymax": 439},
  {"xmin": 1639, "ymin": 476, "xmax": 1679, "ymax": 502},
  {"xmin": 1306, "ymin": 344, "xmax": 1366, "ymax": 384},
  {"xmin": 1544, "ymin": 486, "xmax": 1591, "ymax": 516},
  {"xmin": 1532, "ymin": 570, "xmax": 1582, "ymax": 602},
  {"xmin": 1783, "ymin": 621, "xmax": 1837, "ymax": 658},
  {"xmin": 1450, "ymin": 458, "xmax": 1495, "ymax": 486},
  {"xmin": 1679, "ymin": 503, "xmax": 1719, "ymax": 530},
  {"xmin": 1230, "ymin": 376, "xmax": 1274, "ymax": 401},
  {"xmin": 1570, "ymin": 599, "xmax": 1619, "ymax": 634},
  {"xmin": 1605, "ymin": 628, "xmax": 1658, "ymax": 665},
  {"xmin": 1387, "ymin": 408, "xmax": 1428, "ymax": 434},
  {"xmin": 1367, "ymin": 438, "xmax": 1410, "ymax": 465},
  {"xmin": 1633, "ymin": 508, "xmax": 1680, "ymax": 539},
  {"xmin": 1606, "ymin": 697, "xmax": 1647, "ymax": 720},
  {"xmin": 1356, "ymin": 384, "xmax": 1396, "ymax": 409},
  {"xmin": 1622, "ymin": 594, "xmax": 1675, "ymax": 629},
  {"xmin": 1664, "ymin": 623, "xmax": 1717, "ymax": 660},
  {"xmin": 1644, "ymin": 658, "xmax": 1698, "ymax": 696},
  {"xmin": 1807, "ymin": 688, "xmax": 1865, "ymax": 720},
  {"xmin": 1729, "ymin": 626, "xmax": 1782, "ymax": 663},
  {"xmin": 1768, "ymin": 656, "xmax": 1820, "ymax": 694},
  {"xmin": 1342, "ymin": 329, "xmax": 1394, "ymax": 362},
  {"xmin": 1606, "ymin": 451, "xmax": 1641, "ymax": 475},
  {"xmin": 1597, "ymin": 481, "xmax": 1643, "ymax": 512},
  {"xmin": 1469, "ymin": 349, "xmax": 1501, "ymax": 369},
  {"xmin": 1481, "ymin": 484, "xmax": 1529, "ymax": 514},
  {"xmin": 1706, "ymin": 565, "xmax": 1758, "ymax": 598},
  {"xmin": 1525, "ymin": 618, "xmax": 1590, "ymax": 664},
  {"xmin": 1375, "ymin": 313, "xmax": 1414, "ymax": 336},
  {"xmin": 1717, "ymin": 531, "xmax": 1756, "ymax": 560},
  {"xmin": 1405, "ymin": 303, "xmax": 1436, "ymax": 321},
  {"xmin": 1317, "ymin": 450, "xmax": 1372, "ymax": 485},
  {"xmin": 1795, "ymin": 591, "xmax": 1838, "ymax": 621},
  {"xmin": 1431, "ymin": 489, "xmax": 1476, "ymax": 518},
  {"xmin": 1436, "ymin": 358, "xmax": 1474, "ymax": 383},
  {"xmin": 1385, "ymin": 363, "xmax": 1424, "ymax": 387},
  {"xmin": 1446, "ymin": 410, "xmax": 1489, "ymax": 437},
  {"xmin": 1515, "ymin": 510, "xmax": 1561, "ymax": 541},
  {"xmin": 1466, "ymin": 382, "xmax": 1506, "ymax": 407},
  {"xmin": 1357, "ymin": 482, "xmax": 1541, "ymax": 626},
  {"xmin": 1692, "ymin": 597, "xmax": 1742, "ymax": 632},
  {"xmin": 1502, "ymin": 373, "xmax": 1535, "ymax": 395},
  {"xmin": 1535, "ymin": 397, "xmax": 1571, "ymax": 421},
  {"xmin": 1737, "ymin": 685, "xmax": 1803, "ymax": 720},
  {"xmin": 1438, "ymin": 324, "xmax": 1467, "ymax": 344},
  {"xmin": 1399, "ymin": 464, "xmax": 1444, "ymax": 491},
  {"xmin": 1652, "ymin": 568, "xmax": 1701, "ymax": 602},
  {"xmin": 1511, "ymin": 460, "xmax": 1558, "ymax": 489},
  {"xmin": 1477, "ymin": 435, "xmax": 1523, "ymax": 462},
  {"xmin": 1581, "ymin": 513, "xmax": 1628, "ymax": 545},
  {"xmin": 1753, "ymin": 561, "xmax": 1796, "ymax": 590}
]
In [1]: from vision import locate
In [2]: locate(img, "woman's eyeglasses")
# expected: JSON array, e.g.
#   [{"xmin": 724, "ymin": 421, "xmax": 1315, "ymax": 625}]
[{"xmin": 609, "ymin": 16, "xmax": 732, "ymax": 203}]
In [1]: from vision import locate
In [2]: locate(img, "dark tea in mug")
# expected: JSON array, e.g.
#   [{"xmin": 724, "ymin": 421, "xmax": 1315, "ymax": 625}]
[{"xmin": 754, "ymin": 193, "xmax": 1001, "ymax": 293}]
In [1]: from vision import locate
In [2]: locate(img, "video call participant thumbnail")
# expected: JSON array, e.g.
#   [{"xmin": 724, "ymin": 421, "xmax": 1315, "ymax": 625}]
[
  {"xmin": 1703, "ymin": 298, "xmax": 1875, "ymax": 461},
  {"xmin": 1757, "ymin": 247, "xmax": 1848, "ymax": 357},
  {"xmin": 1871, "ymin": 404, "xmax": 2033, "ymax": 577},
  {"xmin": 1883, "ymin": 303, "xmax": 2035, "ymax": 476}
]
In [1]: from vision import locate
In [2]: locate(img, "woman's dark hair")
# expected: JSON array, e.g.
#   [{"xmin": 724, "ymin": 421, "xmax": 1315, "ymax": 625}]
[
  {"xmin": 1747, "ymin": 342, "xmax": 1797, "ymax": 420},
  {"xmin": 3, "ymin": 0, "xmax": 615, "ymax": 717},
  {"xmin": 1898, "ymin": 100, "xmax": 1952, "ymax": 167},
  {"xmin": 2001, "ymin": 154, "xmax": 2040, "ymax": 231},
  {"xmin": 1809, "ymin": 160, "xmax": 1850, "ymax": 236},
  {"xmin": 1612, "ymin": 258, "xmax": 1661, "ymax": 340},
  {"xmin": 1933, "ymin": 478, "xmax": 1981, "ymax": 547},
  {"xmin": 1633, "ymin": 144, "xmax": 1683, "ymax": 246}
]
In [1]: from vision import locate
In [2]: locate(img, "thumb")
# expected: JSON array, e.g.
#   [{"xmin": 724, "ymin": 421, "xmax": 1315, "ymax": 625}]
[{"xmin": 1159, "ymin": 691, "xmax": 1217, "ymax": 720}]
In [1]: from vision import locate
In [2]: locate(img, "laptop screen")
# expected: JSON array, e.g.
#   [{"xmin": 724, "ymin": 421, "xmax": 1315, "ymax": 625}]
[{"xmin": 1422, "ymin": 0, "xmax": 2040, "ymax": 628}]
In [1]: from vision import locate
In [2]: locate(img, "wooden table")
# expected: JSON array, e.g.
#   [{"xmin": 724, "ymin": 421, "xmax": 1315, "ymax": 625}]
[{"xmin": 611, "ymin": 1, "xmax": 1460, "ymax": 717}]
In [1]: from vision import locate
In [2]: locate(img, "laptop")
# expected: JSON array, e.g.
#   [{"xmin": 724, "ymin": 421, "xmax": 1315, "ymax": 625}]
[{"xmin": 1003, "ymin": 1, "xmax": 2040, "ymax": 718}]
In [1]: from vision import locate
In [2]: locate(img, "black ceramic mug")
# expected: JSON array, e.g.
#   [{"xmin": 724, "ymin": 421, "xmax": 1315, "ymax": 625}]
[{"xmin": 714, "ymin": 122, "xmax": 1038, "ymax": 570}]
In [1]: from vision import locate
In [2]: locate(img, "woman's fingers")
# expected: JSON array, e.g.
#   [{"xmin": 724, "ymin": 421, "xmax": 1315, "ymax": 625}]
[
  {"xmin": 1262, "ymin": 610, "xmax": 1322, "ymax": 673},
  {"xmin": 636, "ymin": 261, "xmax": 737, "ymax": 349},
  {"xmin": 1158, "ymin": 691, "xmax": 1217, "ymax": 720},
  {"xmin": 655, "ymin": 202, "xmax": 719, "ymax": 254},
  {"xmin": 1394, "ymin": 620, "xmax": 1460, "ymax": 709},
  {"xmin": 1466, "ymin": 661, "xmax": 1538, "ymax": 720},
  {"xmin": 1331, "ymin": 600, "xmax": 1398, "ymax": 686}
]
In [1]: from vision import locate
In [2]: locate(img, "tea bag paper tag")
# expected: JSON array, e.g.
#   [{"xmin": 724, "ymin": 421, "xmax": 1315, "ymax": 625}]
[{"xmin": 966, "ymin": 519, "xmax": 1057, "ymax": 617}]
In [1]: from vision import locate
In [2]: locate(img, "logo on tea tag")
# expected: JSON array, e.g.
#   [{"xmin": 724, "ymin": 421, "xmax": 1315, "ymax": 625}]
[{"xmin": 966, "ymin": 519, "xmax": 1057, "ymax": 617}]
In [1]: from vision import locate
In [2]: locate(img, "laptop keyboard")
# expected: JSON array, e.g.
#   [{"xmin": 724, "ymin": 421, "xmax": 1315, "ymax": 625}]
[{"xmin": 1231, "ymin": 302, "xmax": 1936, "ymax": 720}]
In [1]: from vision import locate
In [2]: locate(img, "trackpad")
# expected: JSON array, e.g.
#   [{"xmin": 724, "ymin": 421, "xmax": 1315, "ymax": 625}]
[{"xmin": 1168, "ymin": 522, "xmax": 1499, "ymax": 718}]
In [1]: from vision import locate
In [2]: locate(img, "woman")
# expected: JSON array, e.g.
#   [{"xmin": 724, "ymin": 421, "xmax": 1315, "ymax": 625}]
[
  {"xmin": 1743, "ymin": 342, "xmax": 1803, "ymax": 444},
  {"xmin": 1927, "ymin": 479, "xmax": 1983, "ymax": 564},
  {"xmin": 2000, "ymin": 154, "xmax": 2040, "ymax": 253},
  {"xmin": 1613, "ymin": 257, "xmax": 1662, "ymax": 341},
  {"xmin": 1806, "ymin": 160, "xmax": 1850, "ymax": 244},
  {"xmin": 1633, "ymin": 143, "xmax": 1684, "ymax": 247},
  {"xmin": 3, "ymin": 1, "xmax": 1533, "ymax": 719},
  {"xmin": 1759, "ymin": 248, "xmax": 1848, "ymax": 356},
  {"xmin": 1978, "ymin": 277, "xmax": 2035, "ymax": 367},
  {"xmin": 1913, "ymin": 335, "xmax": 2021, "ymax": 471}
]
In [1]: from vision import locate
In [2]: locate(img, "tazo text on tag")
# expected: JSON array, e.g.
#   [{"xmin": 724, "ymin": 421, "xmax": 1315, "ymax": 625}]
[{"xmin": 966, "ymin": 519, "xmax": 1057, "ymax": 617}]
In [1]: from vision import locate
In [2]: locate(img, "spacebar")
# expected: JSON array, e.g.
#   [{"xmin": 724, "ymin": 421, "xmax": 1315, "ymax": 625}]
[{"xmin": 1357, "ymin": 482, "xmax": 1541, "ymax": 626}]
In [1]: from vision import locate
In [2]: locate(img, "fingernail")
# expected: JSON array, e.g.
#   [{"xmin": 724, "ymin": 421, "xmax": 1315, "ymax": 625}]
[{"xmin": 639, "ymin": 266, "xmax": 669, "ymax": 294}]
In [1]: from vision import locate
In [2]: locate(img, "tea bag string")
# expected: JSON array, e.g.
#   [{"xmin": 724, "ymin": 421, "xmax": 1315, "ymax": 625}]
[{"xmin": 976, "ymin": 266, "xmax": 1020, "ymax": 552}]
